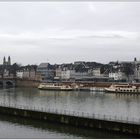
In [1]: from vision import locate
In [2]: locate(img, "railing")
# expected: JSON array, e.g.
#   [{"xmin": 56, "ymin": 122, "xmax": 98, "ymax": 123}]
[{"xmin": 0, "ymin": 102, "xmax": 139, "ymax": 125}]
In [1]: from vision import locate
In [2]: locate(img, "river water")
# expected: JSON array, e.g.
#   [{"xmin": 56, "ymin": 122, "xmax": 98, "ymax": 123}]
[{"xmin": 0, "ymin": 87, "xmax": 139, "ymax": 138}]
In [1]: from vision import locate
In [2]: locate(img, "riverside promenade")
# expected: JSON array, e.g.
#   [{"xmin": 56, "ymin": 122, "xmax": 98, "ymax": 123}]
[{"xmin": 0, "ymin": 102, "xmax": 139, "ymax": 136}]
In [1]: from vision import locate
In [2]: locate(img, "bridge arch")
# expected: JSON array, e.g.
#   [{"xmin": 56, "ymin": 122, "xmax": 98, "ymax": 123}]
[{"xmin": 6, "ymin": 81, "xmax": 14, "ymax": 86}]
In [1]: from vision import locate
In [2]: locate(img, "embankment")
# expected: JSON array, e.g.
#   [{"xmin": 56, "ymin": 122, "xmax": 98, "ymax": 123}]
[
  {"xmin": 16, "ymin": 80, "xmax": 111, "ymax": 88},
  {"xmin": 16, "ymin": 79, "xmax": 140, "ymax": 88},
  {"xmin": 0, "ymin": 105, "xmax": 139, "ymax": 136},
  {"xmin": 16, "ymin": 79, "xmax": 40, "ymax": 88}
]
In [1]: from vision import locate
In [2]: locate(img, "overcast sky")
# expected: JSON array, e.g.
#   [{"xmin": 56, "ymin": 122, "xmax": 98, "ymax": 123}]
[{"xmin": 0, "ymin": 2, "xmax": 140, "ymax": 65}]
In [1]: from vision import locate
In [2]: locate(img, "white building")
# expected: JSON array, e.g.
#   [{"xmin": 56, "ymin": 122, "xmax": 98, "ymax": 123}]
[
  {"xmin": 17, "ymin": 69, "xmax": 36, "ymax": 80},
  {"xmin": 92, "ymin": 68, "xmax": 101, "ymax": 76},
  {"xmin": 109, "ymin": 72, "xmax": 126, "ymax": 81},
  {"xmin": 61, "ymin": 70, "xmax": 75, "ymax": 80},
  {"xmin": 23, "ymin": 70, "xmax": 36, "ymax": 80},
  {"xmin": 16, "ymin": 70, "xmax": 23, "ymax": 79},
  {"xmin": 134, "ymin": 64, "xmax": 140, "ymax": 81},
  {"xmin": 55, "ymin": 68, "xmax": 62, "ymax": 78},
  {"xmin": 74, "ymin": 72, "xmax": 89, "ymax": 79},
  {"xmin": 60, "ymin": 69, "xmax": 90, "ymax": 80},
  {"xmin": 3, "ymin": 69, "xmax": 9, "ymax": 77}
]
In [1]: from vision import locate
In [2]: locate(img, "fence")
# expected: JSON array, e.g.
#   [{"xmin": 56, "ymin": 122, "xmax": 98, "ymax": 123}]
[{"xmin": 0, "ymin": 102, "xmax": 139, "ymax": 125}]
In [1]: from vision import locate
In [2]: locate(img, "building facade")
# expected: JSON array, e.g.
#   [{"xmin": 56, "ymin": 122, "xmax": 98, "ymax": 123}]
[
  {"xmin": 109, "ymin": 71, "xmax": 126, "ymax": 81},
  {"xmin": 37, "ymin": 63, "xmax": 55, "ymax": 81}
]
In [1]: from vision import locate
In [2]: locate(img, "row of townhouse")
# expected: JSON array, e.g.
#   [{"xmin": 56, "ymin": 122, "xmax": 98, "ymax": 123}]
[
  {"xmin": 108, "ymin": 58, "xmax": 140, "ymax": 82},
  {"xmin": 16, "ymin": 58, "xmax": 140, "ymax": 82},
  {"xmin": 55, "ymin": 69, "xmax": 90, "ymax": 80},
  {"xmin": 16, "ymin": 65, "xmax": 42, "ymax": 81},
  {"xmin": 36, "ymin": 61, "xmax": 110, "ymax": 82},
  {"xmin": 109, "ymin": 71, "xmax": 127, "ymax": 81}
]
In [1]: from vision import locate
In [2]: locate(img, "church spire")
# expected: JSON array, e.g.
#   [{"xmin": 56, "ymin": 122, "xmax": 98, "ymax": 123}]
[
  {"xmin": 3, "ymin": 56, "xmax": 6, "ymax": 65},
  {"xmin": 8, "ymin": 56, "xmax": 11, "ymax": 65}
]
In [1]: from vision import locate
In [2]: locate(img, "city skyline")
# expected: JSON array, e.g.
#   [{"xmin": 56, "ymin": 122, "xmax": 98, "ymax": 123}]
[{"xmin": 0, "ymin": 2, "xmax": 140, "ymax": 65}]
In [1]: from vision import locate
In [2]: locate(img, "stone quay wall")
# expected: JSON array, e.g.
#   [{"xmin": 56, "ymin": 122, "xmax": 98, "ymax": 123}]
[{"xmin": 0, "ymin": 104, "xmax": 139, "ymax": 136}]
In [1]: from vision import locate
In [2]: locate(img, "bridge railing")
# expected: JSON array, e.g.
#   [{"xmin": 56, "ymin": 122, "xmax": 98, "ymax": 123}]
[{"xmin": 0, "ymin": 102, "xmax": 139, "ymax": 125}]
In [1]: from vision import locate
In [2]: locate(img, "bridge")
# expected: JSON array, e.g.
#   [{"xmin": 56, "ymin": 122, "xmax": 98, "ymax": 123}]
[
  {"xmin": 0, "ymin": 102, "xmax": 139, "ymax": 136},
  {"xmin": 0, "ymin": 77, "xmax": 16, "ymax": 87}
]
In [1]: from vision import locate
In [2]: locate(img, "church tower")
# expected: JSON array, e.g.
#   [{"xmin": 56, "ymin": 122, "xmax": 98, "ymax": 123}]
[
  {"xmin": 8, "ymin": 56, "xmax": 11, "ymax": 65},
  {"xmin": 3, "ymin": 56, "xmax": 6, "ymax": 65}
]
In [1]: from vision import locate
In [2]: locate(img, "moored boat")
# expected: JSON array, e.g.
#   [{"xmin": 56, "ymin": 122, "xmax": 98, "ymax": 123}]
[
  {"xmin": 105, "ymin": 84, "xmax": 140, "ymax": 94},
  {"xmin": 38, "ymin": 83, "xmax": 73, "ymax": 91}
]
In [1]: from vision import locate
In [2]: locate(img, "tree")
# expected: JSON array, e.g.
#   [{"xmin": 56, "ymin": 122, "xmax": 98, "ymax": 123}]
[
  {"xmin": 123, "ymin": 63, "xmax": 134, "ymax": 81},
  {"xmin": 100, "ymin": 64, "xmax": 112, "ymax": 74},
  {"xmin": 31, "ymin": 65, "xmax": 38, "ymax": 75},
  {"xmin": 10, "ymin": 63, "xmax": 21, "ymax": 77}
]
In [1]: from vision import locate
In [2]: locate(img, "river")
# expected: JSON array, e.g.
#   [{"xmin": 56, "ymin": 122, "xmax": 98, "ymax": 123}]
[{"xmin": 0, "ymin": 87, "xmax": 139, "ymax": 138}]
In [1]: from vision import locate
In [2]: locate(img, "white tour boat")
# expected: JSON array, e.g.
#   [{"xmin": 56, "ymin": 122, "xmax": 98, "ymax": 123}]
[
  {"xmin": 104, "ymin": 84, "xmax": 140, "ymax": 94},
  {"xmin": 38, "ymin": 83, "xmax": 73, "ymax": 91}
]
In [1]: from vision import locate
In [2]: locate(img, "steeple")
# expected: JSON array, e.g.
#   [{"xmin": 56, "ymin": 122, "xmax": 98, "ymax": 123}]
[
  {"xmin": 8, "ymin": 56, "xmax": 11, "ymax": 65},
  {"xmin": 3, "ymin": 56, "xmax": 6, "ymax": 65}
]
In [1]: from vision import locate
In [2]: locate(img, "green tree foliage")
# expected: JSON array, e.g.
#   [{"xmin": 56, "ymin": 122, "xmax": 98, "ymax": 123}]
[
  {"xmin": 100, "ymin": 64, "xmax": 112, "ymax": 74},
  {"xmin": 10, "ymin": 63, "xmax": 21, "ymax": 77},
  {"xmin": 122, "ymin": 63, "xmax": 134, "ymax": 77}
]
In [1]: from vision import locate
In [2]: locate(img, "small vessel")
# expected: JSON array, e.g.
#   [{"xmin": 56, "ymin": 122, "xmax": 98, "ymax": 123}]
[
  {"xmin": 104, "ymin": 84, "xmax": 140, "ymax": 94},
  {"xmin": 38, "ymin": 83, "xmax": 73, "ymax": 91}
]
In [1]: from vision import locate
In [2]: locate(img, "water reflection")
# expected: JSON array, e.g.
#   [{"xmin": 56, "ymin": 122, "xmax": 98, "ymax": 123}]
[
  {"xmin": 0, "ymin": 87, "xmax": 139, "ymax": 119},
  {"xmin": 0, "ymin": 114, "xmax": 137, "ymax": 139}
]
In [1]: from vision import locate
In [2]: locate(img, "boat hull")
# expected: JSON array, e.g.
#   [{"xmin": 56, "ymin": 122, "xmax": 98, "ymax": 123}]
[
  {"xmin": 38, "ymin": 88, "xmax": 73, "ymax": 91},
  {"xmin": 105, "ymin": 89, "xmax": 140, "ymax": 94},
  {"xmin": 38, "ymin": 85, "xmax": 73, "ymax": 91}
]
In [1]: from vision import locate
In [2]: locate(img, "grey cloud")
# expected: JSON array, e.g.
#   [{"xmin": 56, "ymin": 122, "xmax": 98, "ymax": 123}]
[
  {"xmin": 0, "ymin": 2, "xmax": 139, "ymax": 65},
  {"xmin": 77, "ymin": 34, "xmax": 123, "ymax": 39}
]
